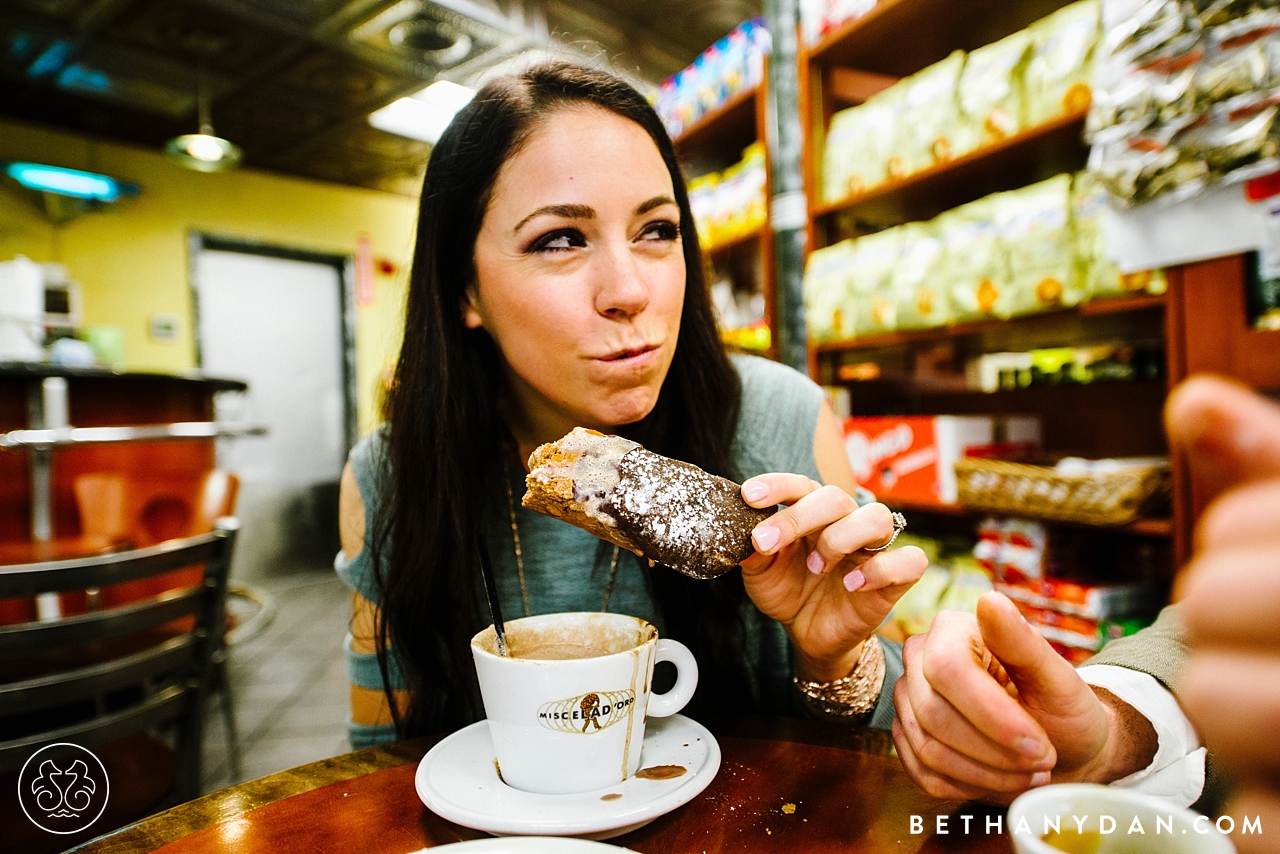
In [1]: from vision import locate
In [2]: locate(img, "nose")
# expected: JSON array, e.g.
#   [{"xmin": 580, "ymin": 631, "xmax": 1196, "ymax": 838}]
[{"xmin": 593, "ymin": 241, "xmax": 650, "ymax": 319}]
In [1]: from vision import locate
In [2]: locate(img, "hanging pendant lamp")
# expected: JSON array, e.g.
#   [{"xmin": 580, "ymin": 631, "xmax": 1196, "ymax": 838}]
[{"xmin": 164, "ymin": 69, "xmax": 242, "ymax": 173}]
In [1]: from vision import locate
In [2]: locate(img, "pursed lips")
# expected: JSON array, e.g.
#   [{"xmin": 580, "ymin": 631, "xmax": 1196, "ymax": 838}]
[{"xmin": 595, "ymin": 343, "xmax": 660, "ymax": 362}]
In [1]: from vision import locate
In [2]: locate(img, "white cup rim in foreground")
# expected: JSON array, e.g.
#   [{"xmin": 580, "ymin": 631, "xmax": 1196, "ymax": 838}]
[{"xmin": 1008, "ymin": 782, "xmax": 1236, "ymax": 854}]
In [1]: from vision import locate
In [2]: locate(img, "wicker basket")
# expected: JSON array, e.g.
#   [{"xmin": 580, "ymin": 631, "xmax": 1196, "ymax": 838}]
[{"xmin": 954, "ymin": 457, "xmax": 1170, "ymax": 526}]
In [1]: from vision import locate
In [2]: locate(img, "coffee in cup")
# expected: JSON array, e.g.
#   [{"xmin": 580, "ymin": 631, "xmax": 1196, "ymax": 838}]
[{"xmin": 471, "ymin": 612, "xmax": 698, "ymax": 795}]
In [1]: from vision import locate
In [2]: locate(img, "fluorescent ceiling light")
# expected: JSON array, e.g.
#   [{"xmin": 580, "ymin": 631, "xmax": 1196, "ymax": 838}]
[
  {"xmin": 3, "ymin": 162, "xmax": 138, "ymax": 202},
  {"xmin": 369, "ymin": 80, "xmax": 475, "ymax": 145}
]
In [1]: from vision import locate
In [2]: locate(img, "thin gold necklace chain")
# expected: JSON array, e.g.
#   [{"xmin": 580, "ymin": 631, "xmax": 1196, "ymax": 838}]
[{"xmin": 503, "ymin": 475, "xmax": 620, "ymax": 618}]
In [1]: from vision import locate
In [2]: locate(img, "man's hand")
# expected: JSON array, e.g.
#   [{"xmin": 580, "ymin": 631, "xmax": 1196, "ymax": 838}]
[
  {"xmin": 1170, "ymin": 375, "xmax": 1280, "ymax": 854},
  {"xmin": 893, "ymin": 592, "xmax": 1157, "ymax": 802}
]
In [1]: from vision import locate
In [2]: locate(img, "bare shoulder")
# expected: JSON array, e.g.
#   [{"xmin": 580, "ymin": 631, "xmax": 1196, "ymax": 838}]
[{"xmin": 340, "ymin": 461, "xmax": 366, "ymax": 560}]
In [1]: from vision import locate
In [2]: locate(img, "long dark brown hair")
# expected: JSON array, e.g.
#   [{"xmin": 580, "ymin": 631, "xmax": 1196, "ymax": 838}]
[{"xmin": 373, "ymin": 61, "xmax": 752, "ymax": 737}]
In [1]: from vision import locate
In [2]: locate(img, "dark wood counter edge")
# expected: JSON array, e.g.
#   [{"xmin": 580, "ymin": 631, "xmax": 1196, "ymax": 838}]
[
  {"xmin": 67, "ymin": 738, "xmax": 437, "ymax": 854},
  {"xmin": 0, "ymin": 363, "xmax": 248, "ymax": 392},
  {"xmin": 66, "ymin": 718, "xmax": 897, "ymax": 853}
]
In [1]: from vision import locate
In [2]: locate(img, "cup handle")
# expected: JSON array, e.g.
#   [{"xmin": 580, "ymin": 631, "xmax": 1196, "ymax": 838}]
[{"xmin": 646, "ymin": 639, "xmax": 698, "ymax": 718}]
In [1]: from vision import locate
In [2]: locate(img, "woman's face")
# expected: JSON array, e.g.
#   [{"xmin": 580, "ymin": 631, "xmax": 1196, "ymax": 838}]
[{"xmin": 469, "ymin": 105, "xmax": 686, "ymax": 439}]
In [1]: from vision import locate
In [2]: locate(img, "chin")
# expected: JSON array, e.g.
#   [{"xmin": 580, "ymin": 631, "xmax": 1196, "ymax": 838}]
[{"xmin": 593, "ymin": 388, "xmax": 661, "ymax": 429}]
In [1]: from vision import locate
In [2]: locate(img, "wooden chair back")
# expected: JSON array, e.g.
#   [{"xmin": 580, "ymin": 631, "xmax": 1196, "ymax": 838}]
[{"xmin": 0, "ymin": 519, "xmax": 239, "ymax": 803}]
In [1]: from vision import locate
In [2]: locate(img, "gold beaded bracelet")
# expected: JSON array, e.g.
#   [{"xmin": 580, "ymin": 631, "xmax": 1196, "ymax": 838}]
[{"xmin": 793, "ymin": 637, "xmax": 886, "ymax": 719}]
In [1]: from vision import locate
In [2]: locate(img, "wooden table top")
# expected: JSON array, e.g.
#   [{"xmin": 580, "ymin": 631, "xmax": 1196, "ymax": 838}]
[{"xmin": 70, "ymin": 718, "xmax": 1014, "ymax": 853}]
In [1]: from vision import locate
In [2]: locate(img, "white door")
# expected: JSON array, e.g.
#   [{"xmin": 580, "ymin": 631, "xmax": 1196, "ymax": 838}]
[{"xmin": 194, "ymin": 247, "xmax": 347, "ymax": 575}]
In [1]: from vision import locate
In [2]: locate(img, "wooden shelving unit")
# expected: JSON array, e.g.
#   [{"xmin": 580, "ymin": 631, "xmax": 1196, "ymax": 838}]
[
  {"xmin": 674, "ymin": 81, "xmax": 776, "ymax": 357},
  {"xmin": 812, "ymin": 293, "xmax": 1165, "ymax": 354},
  {"xmin": 797, "ymin": 0, "xmax": 1184, "ymax": 571}
]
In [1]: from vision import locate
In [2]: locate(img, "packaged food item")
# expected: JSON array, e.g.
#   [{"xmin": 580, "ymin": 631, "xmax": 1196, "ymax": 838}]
[
  {"xmin": 996, "ymin": 576, "xmax": 1165, "ymax": 619},
  {"xmin": 996, "ymin": 175, "xmax": 1085, "ymax": 317},
  {"xmin": 802, "ymin": 239, "xmax": 856, "ymax": 342},
  {"xmin": 940, "ymin": 196, "xmax": 1006, "ymax": 321},
  {"xmin": 1071, "ymin": 170, "xmax": 1169, "ymax": 297},
  {"xmin": 654, "ymin": 18, "xmax": 768, "ymax": 138},
  {"xmin": 1191, "ymin": 0, "xmax": 1278, "ymax": 28},
  {"xmin": 1087, "ymin": 124, "xmax": 1210, "ymax": 205},
  {"xmin": 848, "ymin": 227, "xmax": 904, "ymax": 335},
  {"xmin": 687, "ymin": 172, "xmax": 719, "ymax": 247},
  {"xmin": 892, "ymin": 50, "xmax": 966, "ymax": 176},
  {"xmin": 1180, "ymin": 99, "xmax": 1280, "ymax": 177},
  {"xmin": 936, "ymin": 560, "xmax": 995, "ymax": 614},
  {"xmin": 975, "ymin": 516, "xmax": 1049, "ymax": 583},
  {"xmin": 888, "ymin": 564, "xmax": 955, "ymax": 636},
  {"xmin": 1104, "ymin": 0, "xmax": 1198, "ymax": 65},
  {"xmin": 1024, "ymin": 0, "xmax": 1102, "ymax": 127},
  {"xmin": 891, "ymin": 221, "xmax": 950, "ymax": 329},
  {"xmin": 822, "ymin": 85, "xmax": 904, "ymax": 202},
  {"xmin": 955, "ymin": 29, "xmax": 1032, "ymax": 156},
  {"xmin": 841, "ymin": 415, "xmax": 1011, "ymax": 503},
  {"xmin": 1195, "ymin": 17, "xmax": 1275, "ymax": 108}
]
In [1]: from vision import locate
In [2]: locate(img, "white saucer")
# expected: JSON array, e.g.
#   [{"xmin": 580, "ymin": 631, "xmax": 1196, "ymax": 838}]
[
  {"xmin": 415, "ymin": 714, "xmax": 720, "ymax": 840},
  {"xmin": 415, "ymin": 838, "xmax": 629, "ymax": 852}
]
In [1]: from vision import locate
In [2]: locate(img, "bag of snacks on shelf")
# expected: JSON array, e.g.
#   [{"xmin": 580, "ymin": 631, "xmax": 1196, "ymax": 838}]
[
  {"xmin": 1191, "ymin": 0, "xmax": 1278, "ymax": 28},
  {"xmin": 1194, "ymin": 12, "xmax": 1279, "ymax": 109},
  {"xmin": 687, "ymin": 172, "xmax": 719, "ymax": 248},
  {"xmin": 823, "ymin": 86, "xmax": 904, "ymax": 202},
  {"xmin": 996, "ymin": 175, "xmax": 1085, "ymax": 316},
  {"xmin": 1103, "ymin": 0, "xmax": 1199, "ymax": 66},
  {"xmin": 955, "ymin": 29, "xmax": 1033, "ymax": 157},
  {"xmin": 803, "ymin": 239, "xmax": 857, "ymax": 342},
  {"xmin": 849, "ymin": 226, "xmax": 904, "ymax": 334},
  {"xmin": 892, "ymin": 50, "xmax": 966, "ymax": 176},
  {"xmin": 1024, "ymin": 0, "xmax": 1102, "ymax": 127},
  {"xmin": 940, "ymin": 196, "xmax": 1005, "ymax": 321},
  {"xmin": 1071, "ymin": 171, "xmax": 1168, "ymax": 296},
  {"xmin": 738, "ymin": 141, "xmax": 769, "ymax": 232},
  {"xmin": 1087, "ymin": 121, "xmax": 1211, "ymax": 204},
  {"xmin": 1181, "ymin": 98, "xmax": 1280, "ymax": 178},
  {"xmin": 891, "ymin": 221, "xmax": 951, "ymax": 329}
]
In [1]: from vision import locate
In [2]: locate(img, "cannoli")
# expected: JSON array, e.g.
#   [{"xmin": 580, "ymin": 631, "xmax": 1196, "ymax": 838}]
[{"xmin": 523, "ymin": 427, "xmax": 773, "ymax": 579}]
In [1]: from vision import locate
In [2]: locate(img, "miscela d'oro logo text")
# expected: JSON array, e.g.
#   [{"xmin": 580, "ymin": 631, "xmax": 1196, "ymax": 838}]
[
  {"xmin": 538, "ymin": 690, "xmax": 635, "ymax": 734},
  {"xmin": 18, "ymin": 742, "xmax": 110, "ymax": 835}
]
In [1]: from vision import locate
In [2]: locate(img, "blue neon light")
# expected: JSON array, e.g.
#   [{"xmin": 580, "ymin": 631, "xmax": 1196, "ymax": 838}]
[{"xmin": 3, "ymin": 162, "xmax": 138, "ymax": 202}]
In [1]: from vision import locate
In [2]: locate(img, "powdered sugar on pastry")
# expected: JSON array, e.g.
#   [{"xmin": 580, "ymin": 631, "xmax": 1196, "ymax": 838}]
[{"xmin": 523, "ymin": 427, "xmax": 774, "ymax": 579}]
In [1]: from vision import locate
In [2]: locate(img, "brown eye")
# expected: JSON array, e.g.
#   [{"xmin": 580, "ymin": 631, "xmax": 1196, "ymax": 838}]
[
  {"xmin": 639, "ymin": 221, "xmax": 680, "ymax": 242},
  {"xmin": 529, "ymin": 228, "xmax": 586, "ymax": 253}
]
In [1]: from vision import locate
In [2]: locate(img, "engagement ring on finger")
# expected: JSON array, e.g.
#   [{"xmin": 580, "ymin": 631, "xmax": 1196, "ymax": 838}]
[{"xmin": 861, "ymin": 512, "xmax": 906, "ymax": 553}]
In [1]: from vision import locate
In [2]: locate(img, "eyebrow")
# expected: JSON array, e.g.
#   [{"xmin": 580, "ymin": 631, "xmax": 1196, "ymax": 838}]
[
  {"xmin": 511, "ymin": 196, "xmax": 677, "ymax": 234},
  {"xmin": 513, "ymin": 204, "xmax": 593, "ymax": 234}
]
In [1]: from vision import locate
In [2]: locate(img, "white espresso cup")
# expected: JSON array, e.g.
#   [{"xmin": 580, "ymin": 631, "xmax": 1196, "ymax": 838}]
[
  {"xmin": 1008, "ymin": 783, "xmax": 1236, "ymax": 854},
  {"xmin": 470, "ymin": 612, "xmax": 698, "ymax": 795}
]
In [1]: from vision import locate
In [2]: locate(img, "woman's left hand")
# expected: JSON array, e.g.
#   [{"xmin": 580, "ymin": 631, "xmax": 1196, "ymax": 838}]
[{"xmin": 738, "ymin": 474, "xmax": 928, "ymax": 681}]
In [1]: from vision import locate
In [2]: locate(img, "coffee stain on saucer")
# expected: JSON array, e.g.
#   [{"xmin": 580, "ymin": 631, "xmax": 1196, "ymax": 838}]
[
  {"xmin": 600, "ymin": 793, "xmax": 623, "ymax": 801},
  {"xmin": 635, "ymin": 764, "xmax": 686, "ymax": 780},
  {"xmin": 493, "ymin": 759, "xmax": 505, "ymax": 785}
]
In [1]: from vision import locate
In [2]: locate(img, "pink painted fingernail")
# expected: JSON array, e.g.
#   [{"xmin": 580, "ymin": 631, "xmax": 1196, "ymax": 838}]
[
  {"xmin": 742, "ymin": 481, "xmax": 768, "ymax": 503},
  {"xmin": 1031, "ymin": 771, "xmax": 1051, "ymax": 787},
  {"xmin": 843, "ymin": 569, "xmax": 866, "ymax": 592},
  {"xmin": 752, "ymin": 525, "xmax": 779, "ymax": 553},
  {"xmin": 806, "ymin": 550, "xmax": 825, "ymax": 574}
]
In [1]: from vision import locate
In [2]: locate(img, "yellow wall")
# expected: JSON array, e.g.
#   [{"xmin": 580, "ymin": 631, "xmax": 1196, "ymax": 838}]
[{"xmin": 0, "ymin": 117, "xmax": 417, "ymax": 435}]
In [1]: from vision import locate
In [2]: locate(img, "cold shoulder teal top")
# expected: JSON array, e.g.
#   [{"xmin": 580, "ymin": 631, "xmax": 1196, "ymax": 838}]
[{"xmin": 335, "ymin": 354, "xmax": 903, "ymax": 747}]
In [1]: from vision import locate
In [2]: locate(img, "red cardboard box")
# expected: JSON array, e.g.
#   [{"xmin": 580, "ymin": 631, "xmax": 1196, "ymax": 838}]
[{"xmin": 841, "ymin": 415, "xmax": 996, "ymax": 504}]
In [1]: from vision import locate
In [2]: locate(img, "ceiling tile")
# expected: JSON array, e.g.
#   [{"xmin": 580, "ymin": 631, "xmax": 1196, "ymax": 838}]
[{"xmin": 103, "ymin": 0, "xmax": 293, "ymax": 76}]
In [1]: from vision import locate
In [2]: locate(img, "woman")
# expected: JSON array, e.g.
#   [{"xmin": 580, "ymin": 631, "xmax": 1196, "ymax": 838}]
[{"xmin": 336, "ymin": 62, "xmax": 927, "ymax": 748}]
